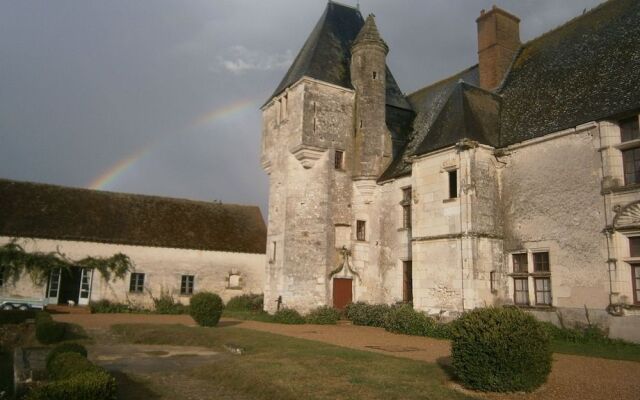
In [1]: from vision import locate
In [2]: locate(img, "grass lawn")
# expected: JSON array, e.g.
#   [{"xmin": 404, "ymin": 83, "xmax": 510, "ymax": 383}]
[
  {"xmin": 551, "ymin": 339, "xmax": 640, "ymax": 362},
  {"xmin": 112, "ymin": 323, "xmax": 473, "ymax": 400}
]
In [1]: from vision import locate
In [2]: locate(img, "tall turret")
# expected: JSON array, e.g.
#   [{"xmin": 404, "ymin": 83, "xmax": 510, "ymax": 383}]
[{"xmin": 350, "ymin": 14, "xmax": 389, "ymax": 177}]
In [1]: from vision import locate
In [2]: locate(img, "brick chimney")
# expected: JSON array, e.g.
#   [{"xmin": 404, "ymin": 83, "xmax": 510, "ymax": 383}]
[{"xmin": 476, "ymin": 5, "xmax": 520, "ymax": 91}]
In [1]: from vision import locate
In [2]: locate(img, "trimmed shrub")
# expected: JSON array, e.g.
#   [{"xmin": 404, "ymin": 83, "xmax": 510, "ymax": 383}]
[
  {"xmin": 47, "ymin": 352, "xmax": 99, "ymax": 381},
  {"xmin": 45, "ymin": 343, "xmax": 87, "ymax": 370},
  {"xmin": 305, "ymin": 306, "xmax": 340, "ymax": 325},
  {"xmin": 189, "ymin": 292, "xmax": 224, "ymax": 327},
  {"xmin": 152, "ymin": 292, "xmax": 189, "ymax": 315},
  {"xmin": 35, "ymin": 313, "xmax": 66, "ymax": 344},
  {"xmin": 451, "ymin": 307, "xmax": 552, "ymax": 392},
  {"xmin": 0, "ymin": 310, "xmax": 36, "ymax": 325},
  {"xmin": 225, "ymin": 294, "xmax": 264, "ymax": 312},
  {"xmin": 27, "ymin": 370, "xmax": 117, "ymax": 400},
  {"xmin": 89, "ymin": 300, "xmax": 131, "ymax": 314},
  {"xmin": 345, "ymin": 302, "xmax": 390, "ymax": 327},
  {"xmin": 384, "ymin": 304, "xmax": 452, "ymax": 339},
  {"xmin": 273, "ymin": 308, "xmax": 305, "ymax": 325}
]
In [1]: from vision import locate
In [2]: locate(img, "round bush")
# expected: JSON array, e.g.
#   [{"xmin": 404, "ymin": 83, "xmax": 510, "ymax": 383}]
[
  {"xmin": 384, "ymin": 304, "xmax": 435, "ymax": 336},
  {"xmin": 46, "ymin": 343, "xmax": 88, "ymax": 370},
  {"xmin": 36, "ymin": 320, "xmax": 66, "ymax": 344},
  {"xmin": 451, "ymin": 307, "xmax": 552, "ymax": 392},
  {"xmin": 47, "ymin": 352, "xmax": 99, "ymax": 381},
  {"xmin": 28, "ymin": 370, "xmax": 117, "ymax": 400},
  {"xmin": 305, "ymin": 306, "xmax": 340, "ymax": 325},
  {"xmin": 189, "ymin": 292, "xmax": 224, "ymax": 327},
  {"xmin": 272, "ymin": 308, "xmax": 305, "ymax": 324}
]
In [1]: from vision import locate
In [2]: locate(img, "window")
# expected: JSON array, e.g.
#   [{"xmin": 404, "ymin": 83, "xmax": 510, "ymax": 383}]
[
  {"xmin": 181, "ymin": 275, "xmax": 195, "ymax": 295},
  {"xmin": 129, "ymin": 273, "xmax": 145, "ymax": 293},
  {"xmin": 334, "ymin": 150, "xmax": 344, "ymax": 170},
  {"xmin": 632, "ymin": 265, "xmax": 640, "ymax": 304},
  {"xmin": 621, "ymin": 116, "xmax": 640, "ymax": 142},
  {"xmin": 403, "ymin": 261, "xmax": 413, "ymax": 303},
  {"xmin": 448, "ymin": 170, "xmax": 458, "ymax": 198},
  {"xmin": 512, "ymin": 253, "xmax": 528, "ymax": 273},
  {"xmin": 356, "ymin": 220, "xmax": 366, "ymax": 241},
  {"xmin": 630, "ymin": 236, "xmax": 640, "ymax": 257},
  {"xmin": 514, "ymin": 278, "xmax": 529, "ymax": 305},
  {"xmin": 372, "ymin": 71, "xmax": 377, "ymax": 80},
  {"xmin": 511, "ymin": 251, "xmax": 552, "ymax": 306},
  {"xmin": 270, "ymin": 241, "xmax": 277, "ymax": 262},
  {"xmin": 533, "ymin": 252, "xmax": 549, "ymax": 272},
  {"xmin": 490, "ymin": 270, "xmax": 498, "ymax": 293},
  {"xmin": 621, "ymin": 116, "xmax": 640, "ymax": 185},
  {"xmin": 401, "ymin": 187, "xmax": 412, "ymax": 229},
  {"xmin": 0, "ymin": 267, "xmax": 4, "ymax": 287}
]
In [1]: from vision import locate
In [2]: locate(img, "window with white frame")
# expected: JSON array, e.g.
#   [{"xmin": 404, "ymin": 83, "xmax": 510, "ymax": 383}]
[
  {"xmin": 129, "ymin": 273, "xmax": 145, "ymax": 293},
  {"xmin": 628, "ymin": 236, "xmax": 640, "ymax": 304},
  {"xmin": 510, "ymin": 251, "xmax": 552, "ymax": 306},
  {"xmin": 180, "ymin": 275, "xmax": 195, "ymax": 295}
]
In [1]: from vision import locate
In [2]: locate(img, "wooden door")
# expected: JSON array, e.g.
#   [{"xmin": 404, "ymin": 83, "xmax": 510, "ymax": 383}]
[{"xmin": 332, "ymin": 278, "xmax": 352, "ymax": 309}]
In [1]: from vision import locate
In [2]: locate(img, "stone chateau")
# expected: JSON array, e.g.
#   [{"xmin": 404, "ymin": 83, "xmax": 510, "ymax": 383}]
[{"xmin": 260, "ymin": 0, "xmax": 640, "ymax": 340}]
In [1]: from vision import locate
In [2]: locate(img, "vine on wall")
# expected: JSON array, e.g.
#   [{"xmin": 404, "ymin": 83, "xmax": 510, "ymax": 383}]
[{"xmin": 0, "ymin": 239, "xmax": 133, "ymax": 286}]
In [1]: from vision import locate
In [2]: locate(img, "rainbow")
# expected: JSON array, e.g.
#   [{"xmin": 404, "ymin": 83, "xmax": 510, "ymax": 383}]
[{"xmin": 87, "ymin": 98, "xmax": 259, "ymax": 190}]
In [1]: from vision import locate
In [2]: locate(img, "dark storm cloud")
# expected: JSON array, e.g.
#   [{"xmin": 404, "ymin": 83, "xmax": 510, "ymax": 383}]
[{"xmin": 0, "ymin": 0, "xmax": 604, "ymax": 215}]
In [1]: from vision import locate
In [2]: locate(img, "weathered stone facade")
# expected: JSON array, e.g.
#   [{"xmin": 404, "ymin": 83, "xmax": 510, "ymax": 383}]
[{"xmin": 262, "ymin": 1, "xmax": 640, "ymax": 341}]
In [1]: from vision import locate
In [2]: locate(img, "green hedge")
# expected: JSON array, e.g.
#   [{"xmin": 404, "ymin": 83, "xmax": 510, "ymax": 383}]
[
  {"xmin": 0, "ymin": 310, "xmax": 36, "ymax": 325},
  {"xmin": 27, "ymin": 370, "xmax": 117, "ymax": 400},
  {"xmin": 345, "ymin": 302, "xmax": 391, "ymax": 327},
  {"xmin": 189, "ymin": 292, "xmax": 224, "ymax": 327},
  {"xmin": 89, "ymin": 300, "xmax": 142, "ymax": 314},
  {"xmin": 35, "ymin": 313, "xmax": 66, "ymax": 344},
  {"xmin": 47, "ymin": 352, "xmax": 100, "ymax": 381},
  {"xmin": 46, "ymin": 343, "xmax": 88, "ymax": 370},
  {"xmin": 273, "ymin": 308, "xmax": 305, "ymax": 324},
  {"xmin": 305, "ymin": 306, "xmax": 340, "ymax": 325},
  {"xmin": 225, "ymin": 294, "xmax": 264, "ymax": 312},
  {"xmin": 451, "ymin": 307, "xmax": 552, "ymax": 392},
  {"xmin": 384, "ymin": 304, "xmax": 451, "ymax": 339}
]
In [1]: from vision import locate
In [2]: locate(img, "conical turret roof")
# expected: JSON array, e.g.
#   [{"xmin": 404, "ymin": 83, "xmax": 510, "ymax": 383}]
[{"xmin": 353, "ymin": 14, "xmax": 388, "ymax": 51}]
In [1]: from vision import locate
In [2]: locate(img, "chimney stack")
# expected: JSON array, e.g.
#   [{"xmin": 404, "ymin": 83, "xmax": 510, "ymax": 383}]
[{"xmin": 476, "ymin": 5, "xmax": 520, "ymax": 91}]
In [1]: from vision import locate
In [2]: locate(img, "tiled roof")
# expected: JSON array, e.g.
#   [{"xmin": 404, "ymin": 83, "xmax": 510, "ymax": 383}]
[
  {"xmin": 0, "ymin": 179, "xmax": 267, "ymax": 254},
  {"xmin": 499, "ymin": 0, "xmax": 640, "ymax": 145},
  {"xmin": 267, "ymin": 1, "xmax": 411, "ymax": 110}
]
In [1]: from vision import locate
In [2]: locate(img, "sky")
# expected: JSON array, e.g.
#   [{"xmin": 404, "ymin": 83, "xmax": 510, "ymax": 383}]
[{"xmin": 0, "ymin": 0, "xmax": 604, "ymax": 216}]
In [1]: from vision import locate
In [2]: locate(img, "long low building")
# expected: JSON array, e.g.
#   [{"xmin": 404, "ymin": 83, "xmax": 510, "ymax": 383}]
[{"xmin": 0, "ymin": 179, "xmax": 267, "ymax": 308}]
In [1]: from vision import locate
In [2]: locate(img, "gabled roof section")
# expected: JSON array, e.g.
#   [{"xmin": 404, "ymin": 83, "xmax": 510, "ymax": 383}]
[
  {"xmin": 267, "ymin": 1, "xmax": 411, "ymax": 110},
  {"xmin": 0, "ymin": 179, "xmax": 267, "ymax": 254},
  {"xmin": 414, "ymin": 82, "xmax": 500, "ymax": 155},
  {"xmin": 499, "ymin": 0, "xmax": 640, "ymax": 145},
  {"xmin": 379, "ymin": 65, "xmax": 479, "ymax": 181}
]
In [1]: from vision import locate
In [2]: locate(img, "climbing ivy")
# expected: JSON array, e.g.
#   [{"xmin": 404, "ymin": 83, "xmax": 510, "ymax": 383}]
[{"xmin": 0, "ymin": 240, "xmax": 133, "ymax": 286}]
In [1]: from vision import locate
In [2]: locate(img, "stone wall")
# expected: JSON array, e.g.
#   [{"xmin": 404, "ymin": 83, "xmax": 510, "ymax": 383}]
[{"xmin": 0, "ymin": 236, "xmax": 265, "ymax": 307}]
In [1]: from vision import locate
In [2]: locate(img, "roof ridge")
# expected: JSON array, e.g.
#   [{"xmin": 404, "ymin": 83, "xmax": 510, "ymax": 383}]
[
  {"xmin": 328, "ymin": 0, "xmax": 360, "ymax": 11},
  {"xmin": 0, "ymin": 178, "xmax": 259, "ymax": 210},
  {"xmin": 520, "ymin": 0, "xmax": 612, "ymax": 48},
  {"xmin": 407, "ymin": 65, "xmax": 478, "ymax": 98}
]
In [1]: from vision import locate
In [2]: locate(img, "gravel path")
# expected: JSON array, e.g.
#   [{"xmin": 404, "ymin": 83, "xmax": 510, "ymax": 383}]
[{"xmin": 55, "ymin": 314, "xmax": 640, "ymax": 400}]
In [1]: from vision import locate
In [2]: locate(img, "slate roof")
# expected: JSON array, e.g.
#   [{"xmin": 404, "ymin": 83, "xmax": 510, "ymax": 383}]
[
  {"xmin": 382, "ymin": 0, "xmax": 640, "ymax": 181},
  {"xmin": 0, "ymin": 179, "xmax": 267, "ymax": 254},
  {"xmin": 379, "ymin": 66, "xmax": 479, "ymax": 181},
  {"xmin": 267, "ymin": 1, "xmax": 411, "ymax": 110},
  {"xmin": 499, "ymin": 0, "xmax": 640, "ymax": 145}
]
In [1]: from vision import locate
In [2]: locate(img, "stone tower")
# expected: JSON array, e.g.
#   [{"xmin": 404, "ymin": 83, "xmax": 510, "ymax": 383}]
[
  {"xmin": 351, "ymin": 15, "xmax": 389, "ymax": 178},
  {"xmin": 260, "ymin": 3, "xmax": 408, "ymax": 313}
]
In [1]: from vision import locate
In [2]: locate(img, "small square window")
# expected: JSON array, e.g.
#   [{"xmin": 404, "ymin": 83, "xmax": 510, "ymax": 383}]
[
  {"xmin": 334, "ymin": 150, "xmax": 344, "ymax": 170},
  {"xmin": 448, "ymin": 170, "xmax": 458, "ymax": 199},
  {"xmin": 356, "ymin": 220, "xmax": 366, "ymax": 241},
  {"xmin": 180, "ymin": 275, "xmax": 194, "ymax": 295},
  {"xmin": 533, "ymin": 252, "xmax": 550, "ymax": 272},
  {"xmin": 512, "ymin": 253, "xmax": 528, "ymax": 273},
  {"xmin": 621, "ymin": 116, "xmax": 640, "ymax": 142},
  {"xmin": 630, "ymin": 237, "xmax": 640, "ymax": 257},
  {"xmin": 129, "ymin": 273, "xmax": 145, "ymax": 293}
]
